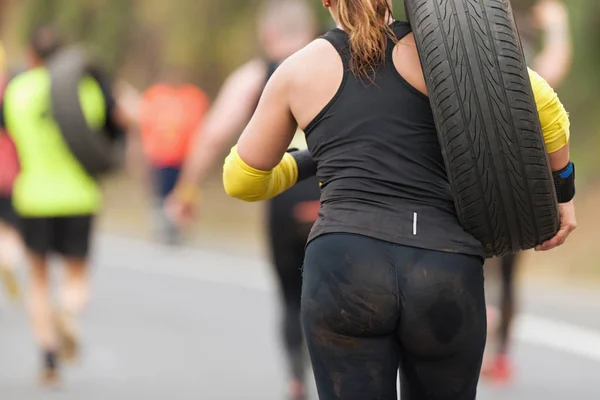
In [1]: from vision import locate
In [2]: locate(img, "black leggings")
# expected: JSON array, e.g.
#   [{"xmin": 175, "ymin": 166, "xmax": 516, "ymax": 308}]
[
  {"xmin": 497, "ymin": 253, "xmax": 518, "ymax": 354},
  {"xmin": 302, "ymin": 233, "xmax": 486, "ymax": 400},
  {"xmin": 267, "ymin": 177, "xmax": 320, "ymax": 382}
]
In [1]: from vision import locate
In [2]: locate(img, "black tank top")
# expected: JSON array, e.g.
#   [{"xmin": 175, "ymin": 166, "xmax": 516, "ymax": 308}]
[{"xmin": 305, "ymin": 21, "xmax": 484, "ymax": 257}]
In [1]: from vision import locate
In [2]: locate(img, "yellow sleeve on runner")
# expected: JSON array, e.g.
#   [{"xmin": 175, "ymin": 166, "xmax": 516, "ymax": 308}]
[
  {"xmin": 223, "ymin": 146, "xmax": 298, "ymax": 202},
  {"xmin": 528, "ymin": 68, "xmax": 570, "ymax": 153}
]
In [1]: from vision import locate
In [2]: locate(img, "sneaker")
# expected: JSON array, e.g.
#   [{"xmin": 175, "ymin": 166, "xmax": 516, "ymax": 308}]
[
  {"xmin": 39, "ymin": 350, "xmax": 60, "ymax": 388},
  {"xmin": 481, "ymin": 354, "xmax": 513, "ymax": 386},
  {"xmin": 288, "ymin": 379, "xmax": 306, "ymax": 400}
]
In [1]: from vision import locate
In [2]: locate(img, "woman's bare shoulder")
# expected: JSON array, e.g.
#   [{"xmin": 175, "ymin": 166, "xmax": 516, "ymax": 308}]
[
  {"xmin": 393, "ymin": 33, "xmax": 428, "ymax": 96},
  {"xmin": 278, "ymin": 38, "xmax": 343, "ymax": 88}
]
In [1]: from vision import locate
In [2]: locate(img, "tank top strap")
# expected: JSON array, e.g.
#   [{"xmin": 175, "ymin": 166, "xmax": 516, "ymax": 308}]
[
  {"xmin": 391, "ymin": 20, "xmax": 412, "ymax": 40},
  {"xmin": 386, "ymin": 21, "xmax": 412, "ymax": 59},
  {"xmin": 320, "ymin": 29, "xmax": 351, "ymax": 70}
]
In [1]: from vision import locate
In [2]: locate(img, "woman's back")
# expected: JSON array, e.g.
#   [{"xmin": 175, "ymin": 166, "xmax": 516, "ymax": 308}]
[
  {"xmin": 305, "ymin": 23, "xmax": 450, "ymax": 209},
  {"xmin": 283, "ymin": 22, "xmax": 482, "ymax": 256}
]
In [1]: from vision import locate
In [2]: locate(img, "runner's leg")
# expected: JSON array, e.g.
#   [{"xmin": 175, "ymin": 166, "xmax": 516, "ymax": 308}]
[
  {"xmin": 21, "ymin": 217, "xmax": 60, "ymax": 385},
  {"xmin": 268, "ymin": 202, "xmax": 307, "ymax": 399},
  {"xmin": 161, "ymin": 166, "xmax": 182, "ymax": 244},
  {"xmin": 302, "ymin": 233, "xmax": 400, "ymax": 399},
  {"xmin": 498, "ymin": 253, "xmax": 518, "ymax": 355},
  {"xmin": 54, "ymin": 215, "xmax": 94, "ymax": 363},
  {"xmin": 155, "ymin": 166, "xmax": 182, "ymax": 244},
  {"xmin": 397, "ymin": 250, "xmax": 486, "ymax": 400},
  {"xmin": 0, "ymin": 222, "xmax": 22, "ymax": 301},
  {"xmin": 60, "ymin": 258, "xmax": 89, "ymax": 316},
  {"xmin": 0, "ymin": 197, "xmax": 23, "ymax": 301},
  {"xmin": 27, "ymin": 251, "xmax": 60, "ymax": 385},
  {"xmin": 27, "ymin": 252, "xmax": 57, "ymax": 350},
  {"xmin": 485, "ymin": 253, "xmax": 518, "ymax": 383},
  {"xmin": 302, "ymin": 234, "xmax": 486, "ymax": 400},
  {"xmin": 481, "ymin": 253, "xmax": 518, "ymax": 384},
  {"xmin": 57, "ymin": 256, "xmax": 89, "ymax": 363}
]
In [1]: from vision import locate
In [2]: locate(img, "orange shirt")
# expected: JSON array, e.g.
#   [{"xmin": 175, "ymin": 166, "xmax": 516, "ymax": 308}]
[{"xmin": 140, "ymin": 83, "xmax": 209, "ymax": 167}]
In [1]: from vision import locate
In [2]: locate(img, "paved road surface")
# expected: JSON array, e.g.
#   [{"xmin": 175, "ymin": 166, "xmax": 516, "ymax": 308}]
[{"xmin": 1, "ymin": 235, "xmax": 599, "ymax": 399}]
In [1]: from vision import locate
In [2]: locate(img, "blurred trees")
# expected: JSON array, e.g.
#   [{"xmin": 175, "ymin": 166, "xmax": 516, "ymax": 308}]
[
  {"xmin": 1, "ymin": 0, "xmax": 262, "ymax": 93},
  {"xmin": 19, "ymin": 0, "xmax": 134, "ymax": 70},
  {"xmin": 0, "ymin": 0, "xmax": 598, "ymax": 176}
]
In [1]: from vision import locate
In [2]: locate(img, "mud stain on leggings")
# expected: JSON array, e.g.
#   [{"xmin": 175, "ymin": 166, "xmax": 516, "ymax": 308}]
[
  {"xmin": 312, "ymin": 325, "xmax": 358, "ymax": 349},
  {"xmin": 427, "ymin": 293, "xmax": 464, "ymax": 344},
  {"xmin": 303, "ymin": 296, "xmax": 360, "ymax": 349},
  {"xmin": 332, "ymin": 372, "xmax": 343, "ymax": 397}
]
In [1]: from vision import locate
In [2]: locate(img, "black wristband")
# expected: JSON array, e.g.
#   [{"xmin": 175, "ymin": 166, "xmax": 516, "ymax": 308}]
[
  {"xmin": 288, "ymin": 148, "xmax": 317, "ymax": 182},
  {"xmin": 552, "ymin": 162, "xmax": 575, "ymax": 203}
]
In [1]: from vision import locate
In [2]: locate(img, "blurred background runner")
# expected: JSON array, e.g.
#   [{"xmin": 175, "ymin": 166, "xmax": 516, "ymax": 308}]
[
  {"xmin": 138, "ymin": 71, "xmax": 209, "ymax": 244},
  {"xmin": 0, "ymin": 26, "xmax": 134, "ymax": 386}
]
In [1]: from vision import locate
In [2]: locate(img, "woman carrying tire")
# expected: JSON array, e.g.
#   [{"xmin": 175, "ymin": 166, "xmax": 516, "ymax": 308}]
[{"xmin": 221, "ymin": 0, "xmax": 576, "ymax": 398}]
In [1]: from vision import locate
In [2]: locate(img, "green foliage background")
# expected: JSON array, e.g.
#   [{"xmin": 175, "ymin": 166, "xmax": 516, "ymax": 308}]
[{"xmin": 1, "ymin": 0, "xmax": 598, "ymax": 179}]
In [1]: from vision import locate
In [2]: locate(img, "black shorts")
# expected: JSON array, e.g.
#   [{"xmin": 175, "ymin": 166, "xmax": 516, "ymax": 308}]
[
  {"xmin": 20, "ymin": 215, "xmax": 94, "ymax": 258},
  {"xmin": 0, "ymin": 196, "xmax": 20, "ymax": 229}
]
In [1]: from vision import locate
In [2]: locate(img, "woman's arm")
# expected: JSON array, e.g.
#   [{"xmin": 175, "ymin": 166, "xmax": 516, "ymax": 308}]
[
  {"xmin": 223, "ymin": 63, "xmax": 302, "ymax": 202},
  {"xmin": 528, "ymin": 67, "xmax": 570, "ymax": 166},
  {"xmin": 164, "ymin": 60, "xmax": 275, "ymax": 224},
  {"xmin": 176, "ymin": 60, "xmax": 268, "ymax": 190},
  {"xmin": 528, "ymin": 67, "xmax": 577, "ymax": 250}
]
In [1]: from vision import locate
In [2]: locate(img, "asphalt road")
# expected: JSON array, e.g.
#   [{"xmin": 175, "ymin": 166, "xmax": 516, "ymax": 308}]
[{"xmin": 1, "ymin": 235, "xmax": 599, "ymax": 399}]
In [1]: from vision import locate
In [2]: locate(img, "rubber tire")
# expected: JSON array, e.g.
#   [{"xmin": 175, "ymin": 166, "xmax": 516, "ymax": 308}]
[
  {"xmin": 48, "ymin": 46, "xmax": 117, "ymax": 177},
  {"xmin": 405, "ymin": 0, "xmax": 560, "ymax": 257}
]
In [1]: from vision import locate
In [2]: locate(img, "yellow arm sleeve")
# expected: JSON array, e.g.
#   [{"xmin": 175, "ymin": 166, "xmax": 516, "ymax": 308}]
[
  {"xmin": 528, "ymin": 68, "xmax": 570, "ymax": 153},
  {"xmin": 223, "ymin": 146, "xmax": 299, "ymax": 202}
]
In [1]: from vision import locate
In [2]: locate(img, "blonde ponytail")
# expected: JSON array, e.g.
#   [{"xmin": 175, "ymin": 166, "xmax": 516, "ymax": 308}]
[{"xmin": 337, "ymin": 0, "xmax": 395, "ymax": 80}]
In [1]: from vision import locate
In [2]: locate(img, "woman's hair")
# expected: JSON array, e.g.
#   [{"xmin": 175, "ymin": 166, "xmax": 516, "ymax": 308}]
[
  {"xmin": 337, "ymin": 0, "xmax": 396, "ymax": 80},
  {"xmin": 28, "ymin": 25, "xmax": 63, "ymax": 61}
]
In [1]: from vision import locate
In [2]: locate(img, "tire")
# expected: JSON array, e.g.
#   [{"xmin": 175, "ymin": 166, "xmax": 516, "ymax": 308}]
[
  {"xmin": 48, "ymin": 46, "xmax": 118, "ymax": 177},
  {"xmin": 405, "ymin": 0, "xmax": 560, "ymax": 257}
]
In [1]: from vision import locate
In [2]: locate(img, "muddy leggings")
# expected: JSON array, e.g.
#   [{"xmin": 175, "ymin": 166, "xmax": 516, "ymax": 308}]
[
  {"xmin": 301, "ymin": 233, "xmax": 487, "ymax": 400},
  {"xmin": 267, "ymin": 177, "xmax": 320, "ymax": 383}
]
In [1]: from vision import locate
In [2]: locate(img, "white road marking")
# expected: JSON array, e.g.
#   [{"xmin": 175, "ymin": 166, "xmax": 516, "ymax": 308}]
[
  {"xmin": 97, "ymin": 235, "xmax": 600, "ymax": 364},
  {"xmin": 515, "ymin": 314, "xmax": 600, "ymax": 363}
]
